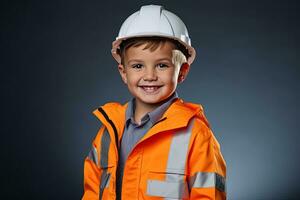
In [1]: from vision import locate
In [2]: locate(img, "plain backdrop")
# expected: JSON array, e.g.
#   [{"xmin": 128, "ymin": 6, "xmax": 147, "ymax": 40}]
[{"xmin": 1, "ymin": 0, "xmax": 299, "ymax": 199}]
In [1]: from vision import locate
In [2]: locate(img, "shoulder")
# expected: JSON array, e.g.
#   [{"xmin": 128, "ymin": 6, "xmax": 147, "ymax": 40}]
[
  {"xmin": 174, "ymin": 99, "xmax": 215, "ymax": 142},
  {"xmin": 175, "ymin": 98, "xmax": 211, "ymax": 129},
  {"xmin": 92, "ymin": 101, "xmax": 129, "ymax": 115},
  {"xmin": 183, "ymin": 103, "xmax": 222, "ymax": 150},
  {"xmin": 98, "ymin": 101, "xmax": 127, "ymax": 109},
  {"xmin": 91, "ymin": 101, "xmax": 129, "ymax": 132}
]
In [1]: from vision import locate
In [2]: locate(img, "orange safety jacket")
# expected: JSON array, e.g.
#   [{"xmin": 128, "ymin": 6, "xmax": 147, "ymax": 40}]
[{"xmin": 82, "ymin": 98, "xmax": 226, "ymax": 200}]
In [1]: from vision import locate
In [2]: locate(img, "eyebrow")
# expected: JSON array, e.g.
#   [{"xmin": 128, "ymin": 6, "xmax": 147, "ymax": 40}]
[
  {"xmin": 127, "ymin": 58, "xmax": 172, "ymax": 64},
  {"xmin": 127, "ymin": 59, "xmax": 144, "ymax": 64},
  {"xmin": 156, "ymin": 58, "xmax": 172, "ymax": 62}
]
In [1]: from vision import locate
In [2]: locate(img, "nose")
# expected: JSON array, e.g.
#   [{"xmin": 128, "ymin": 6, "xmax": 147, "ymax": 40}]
[{"xmin": 143, "ymin": 67, "xmax": 158, "ymax": 81}]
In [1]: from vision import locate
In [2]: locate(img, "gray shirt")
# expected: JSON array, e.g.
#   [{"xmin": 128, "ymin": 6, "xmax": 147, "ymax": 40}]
[{"xmin": 116, "ymin": 92, "xmax": 178, "ymax": 199}]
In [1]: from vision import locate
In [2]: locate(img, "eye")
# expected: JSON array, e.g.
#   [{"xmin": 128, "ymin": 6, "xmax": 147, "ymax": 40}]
[
  {"xmin": 157, "ymin": 63, "xmax": 169, "ymax": 69},
  {"xmin": 132, "ymin": 64, "xmax": 143, "ymax": 69}
]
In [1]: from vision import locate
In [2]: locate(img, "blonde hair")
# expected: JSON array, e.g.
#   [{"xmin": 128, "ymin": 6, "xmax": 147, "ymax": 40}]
[{"xmin": 172, "ymin": 49, "xmax": 187, "ymax": 68}]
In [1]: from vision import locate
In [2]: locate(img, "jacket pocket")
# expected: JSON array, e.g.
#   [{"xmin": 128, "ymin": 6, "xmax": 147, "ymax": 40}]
[{"xmin": 146, "ymin": 170, "xmax": 188, "ymax": 199}]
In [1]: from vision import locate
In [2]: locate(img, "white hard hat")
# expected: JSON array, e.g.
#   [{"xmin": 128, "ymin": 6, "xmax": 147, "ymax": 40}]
[{"xmin": 111, "ymin": 5, "xmax": 196, "ymax": 65}]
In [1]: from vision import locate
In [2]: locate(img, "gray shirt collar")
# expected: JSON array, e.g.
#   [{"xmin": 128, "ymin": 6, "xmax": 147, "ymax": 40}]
[{"xmin": 125, "ymin": 92, "xmax": 179, "ymax": 127}]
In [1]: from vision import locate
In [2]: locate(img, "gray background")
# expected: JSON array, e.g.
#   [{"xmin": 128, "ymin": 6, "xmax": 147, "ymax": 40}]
[{"xmin": 1, "ymin": 0, "xmax": 299, "ymax": 199}]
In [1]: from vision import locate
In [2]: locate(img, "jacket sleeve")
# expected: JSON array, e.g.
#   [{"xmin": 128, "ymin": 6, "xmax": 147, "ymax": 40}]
[
  {"xmin": 82, "ymin": 126, "xmax": 105, "ymax": 200},
  {"xmin": 187, "ymin": 119, "xmax": 227, "ymax": 199}
]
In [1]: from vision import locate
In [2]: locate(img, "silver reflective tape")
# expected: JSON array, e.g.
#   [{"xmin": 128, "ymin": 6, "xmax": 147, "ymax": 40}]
[
  {"xmin": 165, "ymin": 173, "xmax": 185, "ymax": 182},
  {"xmin": 146, "ymin": 119, "xmax": 194, "ymax": 199},
  {"xmin": 100, "ymin": 171, "xmax": 111, "ymax": 189},
  {"xmin": 99, "ymin": 128, "xmax": 111, "ymax": 199},
  {"xmin": 166, "ymin": 118, "xmax": 194, "ymax": 173},
  {"xmin": 147, "ymin": 180, "xmax": 187, "ymax": 199},
  {"xmin": 100, "ymin": 129, "xmax": 110, "ymax": 168},
  {"xmin": 88, "ymin": 146, "xmax": 98, "ymax": 166},
  {"xmin": 105, "ymin": 174, "xmax": 111, "ymax": 188},
  {"xmin": 189, "ymin": 172, "xmax": 226, "ymax": 192}
]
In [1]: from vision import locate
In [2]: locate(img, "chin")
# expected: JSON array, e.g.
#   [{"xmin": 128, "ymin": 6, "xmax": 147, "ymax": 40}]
[{"xmin": 139, "ymin": 96, "xmax": 169, "ymax": 105}]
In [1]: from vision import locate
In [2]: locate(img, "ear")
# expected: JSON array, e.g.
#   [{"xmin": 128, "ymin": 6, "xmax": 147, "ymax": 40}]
[
  {"xmin": 178, "ymin": 63, "xmax": 190, "ymax": 83},
  {"xmin": 118, "ymin": 64, "xmax": 128, "ymax": 84}
]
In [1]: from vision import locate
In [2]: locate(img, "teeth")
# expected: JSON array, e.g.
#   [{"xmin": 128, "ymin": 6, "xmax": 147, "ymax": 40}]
[{"xmin": 142, "ymin": 86, "xmax": 159, "ymax": 92}]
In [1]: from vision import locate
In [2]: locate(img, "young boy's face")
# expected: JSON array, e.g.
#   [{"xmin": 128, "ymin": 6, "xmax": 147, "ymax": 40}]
[{"xmin": 118, "ymin": 41, "xmax": 189, "ymax": 108}]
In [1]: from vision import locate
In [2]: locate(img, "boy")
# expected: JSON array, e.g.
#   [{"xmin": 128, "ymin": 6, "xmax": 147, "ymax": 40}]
[{"xmin": 82, "ymin": 5, "xmax": 226, "ymax": 200}]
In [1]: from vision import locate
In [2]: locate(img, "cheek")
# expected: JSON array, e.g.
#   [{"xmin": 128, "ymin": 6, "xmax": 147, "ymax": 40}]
[
  {"xmin": 126, "ymin": 73, "xmax": 139, "ymax": 85},
  {"xmin": 165, "ymin": 70, "xmax": 179, "ymax": 83}
]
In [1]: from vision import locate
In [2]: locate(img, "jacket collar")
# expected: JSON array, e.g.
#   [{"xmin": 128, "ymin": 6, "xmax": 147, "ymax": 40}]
[
  {"xmin": 93, "ymin": 102, "xmax": 128, "ymax": 148},
  {"xmin": 92, "ymin": 99, "xmax": 209, "ymax": 145}
]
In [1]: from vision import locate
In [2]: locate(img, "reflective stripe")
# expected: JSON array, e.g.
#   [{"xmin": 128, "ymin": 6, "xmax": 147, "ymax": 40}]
[
  {"xmin": 88, "ymin": 146, "xmax": 98, "ymax": 166},
  {"xmin": 166, "ymin": 118, "xmax": 194, "ymax": 173},
  {"xmin": 100, "ymin": 171, "xmax": 111, "ymax": 188},
  {"xmin": 100, "ymin": 128, "xmax": 110, "ymax": 168},
  {"xmin": 147, "ymin": 180, "xmax": 187, "ymax": 199},
  {"xmin": 189, "ymin": 172, "xmax": 226, "ymax": 192},
  {"xmin": 147, "ymin": 119, "xmax": 194, "ymax": 199},
  {"xmin": 106, "ymin": 174, "xmax": 111, "ymax": 188},
  {"xmin": 99, "ymin": 128, "xmax": 111, "ymax": 199}
]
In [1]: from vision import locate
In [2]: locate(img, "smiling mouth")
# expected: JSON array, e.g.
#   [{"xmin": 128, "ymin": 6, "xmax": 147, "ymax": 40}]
[{"xmin": 139, "ymin": 86, "xmax": 162, "ymax": 93}]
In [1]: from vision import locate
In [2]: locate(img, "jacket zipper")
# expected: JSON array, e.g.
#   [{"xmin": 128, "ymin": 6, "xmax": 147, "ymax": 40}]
[
  {"xmin": 97, "ymin": 107, "xmax": 120, "ymax": 199},
  {"xmin": 97, "ymin": 107, "xmax": 119, "ymax": 149}
]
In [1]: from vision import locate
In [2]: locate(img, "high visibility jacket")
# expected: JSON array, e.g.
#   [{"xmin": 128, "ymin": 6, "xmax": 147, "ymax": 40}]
[{"xmin": 82, "ymin": 99, "xmax": 226, "ymax": 200}]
